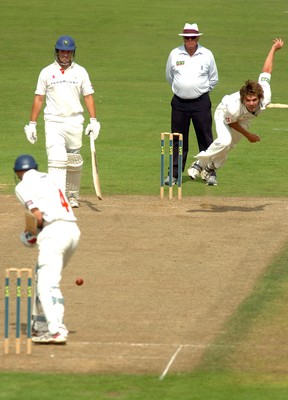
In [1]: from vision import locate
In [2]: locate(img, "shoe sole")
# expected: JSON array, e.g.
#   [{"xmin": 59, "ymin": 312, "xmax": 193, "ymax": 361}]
[{"xmin": 32, "ymin": 335, "xmax": 67, "ymax": 345}]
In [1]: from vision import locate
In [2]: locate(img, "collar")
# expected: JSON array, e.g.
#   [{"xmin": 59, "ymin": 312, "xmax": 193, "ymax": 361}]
[{"xmin": 54, "ymin": 60, "xmax": 74, "ymax": 71}]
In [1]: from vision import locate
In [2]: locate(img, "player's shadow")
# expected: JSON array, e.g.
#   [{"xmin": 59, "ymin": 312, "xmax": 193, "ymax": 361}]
[
  {"xmin": 78, "ymin": 199, "xmax": 101, "ymax": 212},
  {"xmin": 8, "ymin": 323, "xmax": 32, "ymax": 336},
  {"xmin": 187, "ymin": 203, "xmax": 271, "ymax": 213}
]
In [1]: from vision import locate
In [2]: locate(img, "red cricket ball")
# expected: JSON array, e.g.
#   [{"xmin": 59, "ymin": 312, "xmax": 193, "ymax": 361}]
[{"xmin": 75, "ymin": 278, "xmax": 84, "ymax": 286}]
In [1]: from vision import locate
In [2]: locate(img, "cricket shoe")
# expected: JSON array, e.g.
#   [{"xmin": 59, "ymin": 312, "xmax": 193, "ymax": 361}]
[
  {"xmin": 206, "ymin": 171, "xmax": 218, "ymax": 186},
  {"xmin": 32, "ymin": 328, "xmax": 48, "ymax": 337},
  {"xmin": 187, "ymin": 161, "xmax": 202, "ymax": 180},
  {"xmin": 75, "ymin": 191, "xmax": 81, "ymax": 200},
  {"xmin": 33, "ymin": 324, "xmax": 68, "ymax": 338},
  {"xmin": 164, "ymin": 176, "xmax": 177, "ymax": 186},
  {"xmin": 68, "ymin": 195, "xmax": 79, "ymax": 208},
  {"xmin": 58, "ymin": 324, "xmax": 69, "ymax": 338},
  {"xmin": 32, "ymin": 332, "xmax": 67, "ymax": 345},
  {"xmin": 201, "ymin": 163, "xmax": 218, "ymax": 186}
]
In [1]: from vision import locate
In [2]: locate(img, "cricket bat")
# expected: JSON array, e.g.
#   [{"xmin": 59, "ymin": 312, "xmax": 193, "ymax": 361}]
[
  {"xmin": 90, "ymin": 134, "xmax": 102, "ymax": 200},
  {"xmin": 24, "ymin": 210, "xmax": 37, "ymax": 235}
]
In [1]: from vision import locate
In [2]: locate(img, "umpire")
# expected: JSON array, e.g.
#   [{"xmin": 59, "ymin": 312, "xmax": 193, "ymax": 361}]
[{"xmin": 165, "ymin": 23, "xmax": 219, "ymax": 183}]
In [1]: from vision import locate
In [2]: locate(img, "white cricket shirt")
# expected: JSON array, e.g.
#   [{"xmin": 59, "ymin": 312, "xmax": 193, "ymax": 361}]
[
  {"xmin": 216, "ymin": 72, "xmax": 272, "ymax": 128},
  {"xmin": 15, "ymin": 170, "xmax": 77, "ymax": 223},
  {"xmin": 35, "ymin": 61, "xmax": 94, "ymax": 120},
  {"xmin": 166, "ymin": 44, "xmax": 218, "ymax": 99}
]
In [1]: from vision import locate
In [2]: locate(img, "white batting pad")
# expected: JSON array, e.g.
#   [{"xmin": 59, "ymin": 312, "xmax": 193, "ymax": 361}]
[{"xmin": 66, "ymin": 153, "xmax": 83, "ymax": 198}]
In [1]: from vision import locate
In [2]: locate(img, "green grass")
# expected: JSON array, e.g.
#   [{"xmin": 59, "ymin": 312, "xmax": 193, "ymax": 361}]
[
  {"xmin": 198, "ymin": 243, "xmax": 288, "ymax": 372},
  {"xmin": 1, "ymin": 0, "xmax": 288, "ymax": 198},
  {"xmin": 1, "ymin": 371, "xmax": 288, "ymax": 400},
  {"xmin": 1, "ymin": 0, "xmax": 288, "ymax": 398}
]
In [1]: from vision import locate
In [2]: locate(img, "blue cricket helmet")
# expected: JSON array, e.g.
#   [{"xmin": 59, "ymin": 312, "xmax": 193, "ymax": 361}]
[
  {"xmin": 13, "ymin": 155, "xmax": 38, "ymax": 172},
  {"xmin": 55, "ymin": 35, "xmax": 76, "ymax": 51}
]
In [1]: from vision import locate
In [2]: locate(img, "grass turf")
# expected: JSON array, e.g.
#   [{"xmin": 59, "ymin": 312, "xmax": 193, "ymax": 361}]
[{"xmin": 1, "ymin": 0, "xmax": 288, "ymax": 398}]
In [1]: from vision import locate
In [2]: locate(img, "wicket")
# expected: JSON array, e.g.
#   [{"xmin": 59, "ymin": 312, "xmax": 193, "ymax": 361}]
[
  {"xmin": 160, "ymin": 132, "xmax": 183, "ymax": 200},
  {"xmin": 4, "ymin": 268, "xmax": 33, "ymax": 355}
]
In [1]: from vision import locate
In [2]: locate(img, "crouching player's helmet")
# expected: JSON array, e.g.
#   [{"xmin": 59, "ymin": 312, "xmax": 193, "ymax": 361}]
[
  {"xmin": 55, "ymin": 35, "xmax": 76, "ymax": 66},
  {"xmin": 13, "ymin": 155, "xmax": 38, "ymax": 172}
]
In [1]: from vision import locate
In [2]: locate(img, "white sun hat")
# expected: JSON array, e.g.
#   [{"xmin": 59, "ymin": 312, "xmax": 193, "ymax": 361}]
[{"xmin": 178, "ymin": 23, "xmax": 203, "ymax": 37}]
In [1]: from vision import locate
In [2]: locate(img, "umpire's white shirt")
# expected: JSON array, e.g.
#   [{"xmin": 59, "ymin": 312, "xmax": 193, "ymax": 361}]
[
  {"xmin": 166, "ymin": 44, "xmax": 218, "ymax": 99},
  {"xmin": 35, "ymin": 61, "xmax": 94, "ymax": 121}
]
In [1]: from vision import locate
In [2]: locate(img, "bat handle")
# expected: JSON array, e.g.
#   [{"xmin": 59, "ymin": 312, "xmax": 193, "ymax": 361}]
[{"xmin": 90, "ymin": 134, "xmax": 95, "ymax": 152}]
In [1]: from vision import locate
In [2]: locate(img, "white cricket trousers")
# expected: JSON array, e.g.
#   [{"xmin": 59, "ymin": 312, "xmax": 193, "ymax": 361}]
[
  {"xmin": 36, "ymin": 220, "xmax": 81, "ymax": 335},
  {"xmin": 196, "ymin": 109, "xmax": 245, "ymax": 169}
]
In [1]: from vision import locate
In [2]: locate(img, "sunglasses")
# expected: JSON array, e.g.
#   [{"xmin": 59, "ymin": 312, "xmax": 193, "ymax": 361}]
[{"xmin": 184, "ymin": 36, "xmax": 198, "ymax": 40}]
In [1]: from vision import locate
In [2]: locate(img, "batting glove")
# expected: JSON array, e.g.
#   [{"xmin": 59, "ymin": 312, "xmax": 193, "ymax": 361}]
[
  {"xmin": 24, "ymin": 122, "xmax": 37, "ymax": 144},
  {"xmin": 20, "ymin": 231, "xmax": 37, "ymax": 248},
  {"xmin": 85, "ymin": 118, "xmax": 101, "ymax": 141}
]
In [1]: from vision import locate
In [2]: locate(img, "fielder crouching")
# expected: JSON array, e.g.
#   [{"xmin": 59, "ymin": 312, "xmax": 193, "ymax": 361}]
[{"xmin": 14, "ymin": 154, "xmax": 81, "ymax": 344}]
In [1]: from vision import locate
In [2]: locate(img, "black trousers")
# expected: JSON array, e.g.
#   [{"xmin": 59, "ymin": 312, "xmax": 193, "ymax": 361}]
[{"xmin": 170, "ymin": 93, "xmax": 213, "ymax": 178}]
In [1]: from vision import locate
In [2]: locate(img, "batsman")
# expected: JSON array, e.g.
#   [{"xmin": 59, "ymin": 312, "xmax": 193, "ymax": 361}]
[
  {"xmin": 24, "ymin": 35, "xmax": 100, "ymax": 208},
  {"xmin": 14, "ymin": 154, "xmax": 81, "ymax": 344}
]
